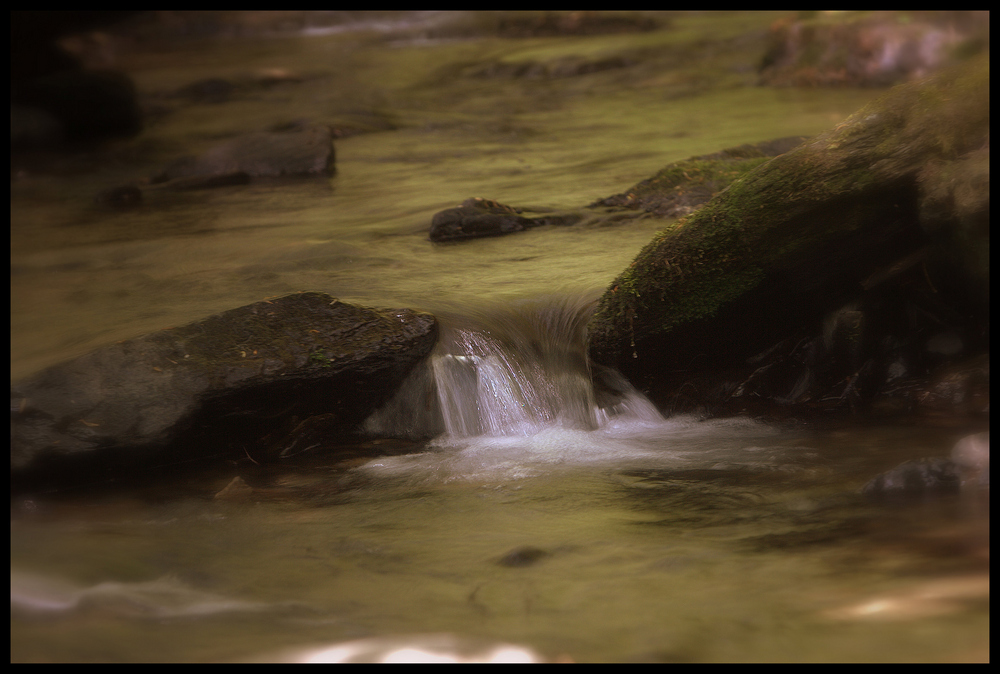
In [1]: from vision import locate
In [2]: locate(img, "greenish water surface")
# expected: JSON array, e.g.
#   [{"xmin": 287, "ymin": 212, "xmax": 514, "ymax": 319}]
[{"xmin": 10, "ymin": 13, "xmax": 988, "ymax": 662}]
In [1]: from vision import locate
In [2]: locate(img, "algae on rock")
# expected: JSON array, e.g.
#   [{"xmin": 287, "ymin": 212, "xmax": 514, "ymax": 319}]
[{"xmin": 588, "ymin": 54, "xmax": 989, "ymax": 409}]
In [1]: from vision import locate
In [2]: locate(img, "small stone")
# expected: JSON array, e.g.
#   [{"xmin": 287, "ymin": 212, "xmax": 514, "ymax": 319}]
[{"xmin": 497, "ymin": 546, "xmax": 549, "ymax": 567}]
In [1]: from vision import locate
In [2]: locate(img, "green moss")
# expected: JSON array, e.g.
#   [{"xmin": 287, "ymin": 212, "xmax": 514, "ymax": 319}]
[
  {"xmin": 591, "ymin": 53, "xmax": 989, "ymax": 361},
  {"xmin": 309, "ymin": 351, "xmax": 335, "ymax": 368},
  {"xmin": 152, "ymin": 292, "xmax": 421, "ymax": 376},
  {"xmin": 595, "ymin": 143, "xmax": 788, "ymax": 219}
]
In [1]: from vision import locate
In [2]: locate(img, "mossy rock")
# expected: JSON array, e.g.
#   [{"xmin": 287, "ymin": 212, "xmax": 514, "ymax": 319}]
[
  {"xmin": 590, "ymin": 136, "xmax": 808, "ymax": 219},
  {"xmin": 588, "ymin": 54, "xmax": 989, "ymax": 411}
]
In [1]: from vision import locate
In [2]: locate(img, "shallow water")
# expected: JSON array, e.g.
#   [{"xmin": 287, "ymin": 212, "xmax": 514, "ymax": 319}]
[
  {"xmin": 10, "ymin": 12, "xmax": 877, "ymax": 380},
  {"xmin": 10, "ymin": 13, "xmax": 988, "ymax": 662},
  {"xmin": 11, "ymin": 418, "xmax": 989, "ymax": 662}
]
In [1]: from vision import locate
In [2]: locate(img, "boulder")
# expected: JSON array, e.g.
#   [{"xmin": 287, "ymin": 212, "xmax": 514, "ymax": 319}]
[
  {"xmin": 16, "ymin": 69, "xmax": 142, "ymax": 143},
  {"xmin": 429, "ymin": 197, "xmax": 580, "ymax": 242},
  {"xmin": 431, "ymin": 140, "xmax": 806, "ymax": 242},
  {"xmin": 588, "ymin": 54, "xmax": 989, "ymax": 416},
  {"xmin": 11, "ymin": 11, "xmax": 143, "ymax": 146},
  {"xmin": 591, "ymin": 136, "xmax": 808, "ymax": 219},
  {"xmin": 152, "ymin": 124, "xmax": 335, "ymax": 183},
  {"xmin": 861, "ymin": 457, "xmax": 961, "ymax": 499},
  {"xmin": 11, "ymin": 293, "xmax": 437, "ymax": 489},
  {"xmin": 862, "ymin": 431, "xmax": 988, "ymax": 499}
]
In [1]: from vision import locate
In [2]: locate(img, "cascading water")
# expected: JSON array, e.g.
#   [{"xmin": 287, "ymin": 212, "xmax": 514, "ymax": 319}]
[
  {"xmin": 360, "ymin": 295, "xmax": 796, "ymax": 485},
  {"xmin": 432, "ymin": 327, "xmax": 598, "ymax": 437},
  {"xmin": 364, "ymin": 294, "xmax": 662, "ymax": 442}
]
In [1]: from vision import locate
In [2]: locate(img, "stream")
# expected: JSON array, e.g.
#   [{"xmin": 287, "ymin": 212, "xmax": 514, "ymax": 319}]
[{"xmin": 11, "ymin": 13, "xmax": 988, "ymax": 662}]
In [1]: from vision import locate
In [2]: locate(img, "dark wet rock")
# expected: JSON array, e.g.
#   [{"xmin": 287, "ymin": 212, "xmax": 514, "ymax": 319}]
[
  {"xmin": 156, "ymin": 171, "xmax": 252, "ymax": 191},
  {"xmin": 11, "ymin": 292, "xmax": 437, "ymax": 490},
  {"xmin": 591, "ymin": 137, "xmax": 808, "ymax": 219},
  {"xmin": 429, "ymin": 197, "xmax": 582, "ymax": 242},
  {"xmin": 10, "ymin": 104, "xmax": 65, "ymax": 148},
  {"xmin": 14, "ymin": 69, "xmax": 142, "ymax": 146},
  {"xmin": 440, "ymin": 139, "xmax": 808, "ymax": 244},
  {"xmin": 861, "ymin": 458, "xmax": 961, "ymax": 499},
  {"xmin": 588, "ymin": 55, "xmax": 989, "ymax": 418},
  {"xmin": 430, "ymin": 198, "xmax": 535, "ymax": 242},
  {"xmin": 759, "ymin": 11, "xmax": 987, "ymax": 88},
  {"xmin": 870, "ymin": 354, "xmax": 990, "ymax": 420},
  {"xmin": 917, "ymin": 356, "xmax": 990, "ymax": 417},
  {"xmin": 11, "ymin": 11, "xmax": 143, "ymax": 147},
  {"xmin": 152, "ymin": 124, "xmax": 335, "ymax": 182},
  {"xmin": 497, "ymin": 546, "xmax": 549, "ymax": 567}
]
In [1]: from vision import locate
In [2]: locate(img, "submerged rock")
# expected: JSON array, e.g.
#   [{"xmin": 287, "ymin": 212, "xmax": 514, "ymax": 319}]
[
  {"xmin": 591, "ymin": 136, "xmax": 808, "ymax": 219},
  {"xmin": 153, "ymin": 124, "xmax": 335, "ymax": 182},
  {"xmin": 497, "ymin": 546, "xmax": 550, "ymax": 567},
  {"xmin": 11, "ymin": 11, "xmax": 143, "ymax": 147},
  {"xmin": 861, "ymin": 457, "xmax": 961, "ymax": 499},
  {"xmin": 11, "ymin": 292, "xmax": 437, "ymax": 489},
  {"xmin": 431, "ymin": 198, "xmax": 533, "ymax": 241},
  {"xmin": 432, "ymin": 139, "xmax": 799, "ymax": 242},
  {"xmin": 429, "ymin": 197, "xmax": 581, "ymax": 242},
  {"xmin": 588, "ymin": 54, "xmax": 989, "ymax": 417},
  {"xmin": 872, "ymin": 355, "xmax": 990, "ymax": 419}
]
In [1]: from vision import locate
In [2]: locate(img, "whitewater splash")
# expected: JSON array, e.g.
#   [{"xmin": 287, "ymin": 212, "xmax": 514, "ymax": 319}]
[
  {"xmin": 361, "ymin": 296, "xmax": 786, "ymax": 483},
  {"xmin": 364, "ymin": 295, "xmax": 663, "ymax": 441},
  {"xmin": 10, "ymin": 571, "xmax": 293, "ymax": 619}
]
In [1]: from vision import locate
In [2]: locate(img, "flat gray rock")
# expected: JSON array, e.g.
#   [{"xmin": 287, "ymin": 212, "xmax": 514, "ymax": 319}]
[{"xmin": 11, "ymin": 293, "xmax": 436, "ymax": 485}]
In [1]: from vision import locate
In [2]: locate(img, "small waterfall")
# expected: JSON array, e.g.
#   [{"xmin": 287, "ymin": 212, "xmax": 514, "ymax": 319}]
[{"xmin": 364, "ymin": 295, "xmax": 662, "ymax": 440}]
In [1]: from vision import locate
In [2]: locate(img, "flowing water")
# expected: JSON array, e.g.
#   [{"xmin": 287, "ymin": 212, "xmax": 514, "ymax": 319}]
[{"xmin": 11, "ymin": 13, "xmax": 988, "ymax": 662}]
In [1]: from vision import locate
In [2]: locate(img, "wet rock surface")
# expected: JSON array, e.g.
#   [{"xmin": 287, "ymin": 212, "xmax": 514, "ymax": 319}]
[
  {"xmin": 591, "ymin": 136, "xmax": 809, "ymax": 219},
  {"xmin": 861, "ymin": 432, "xmax": 989, "ymax": 500},
  {"xmin": 11, "ymin": 12, "xmax": 143, "ymax": 148},
  {"xmin": 587, "ymin": 55, "xmax": 989, "ymax": 419},
  {"xmin": 432, "ymin": 138, "xmax": 808, "ymax": 241},
  {"xmin": 152, "ymin": 124, "xmax": 336, "ymax": 182},
  {"xmin": 497, "ymin": 546, "xmax": 550, "ymax": 568},
  {"xmin": 93, "ymin": 125, "xmax": 334, "ymax": 206},
  {"xmin": 11, "ymin": 292, "xmax": 437, "ymax": 491},
  {"xmin": 861, "ymin": 458, "xmax": 961, "ymax": 499},
  {"xmin": 430, "ymin": 197, "xmax": 581, "ymax": 242}
]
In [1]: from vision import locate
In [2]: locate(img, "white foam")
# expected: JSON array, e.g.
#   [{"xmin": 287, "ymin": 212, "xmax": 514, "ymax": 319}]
[
  {"xmin": 10, "ymin": 570, "xmax": 282, "ymax": 618},
  {"xmin": 359, "ymin": 414, "xmax": 787, "ymax": 486},
  {"xmin": 263, "ymin": 633, "xmax": 545, "ymax": 663},
  {"xmin": 360, "ymin": 298, "xmax": 788, "ymax": 485}
]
